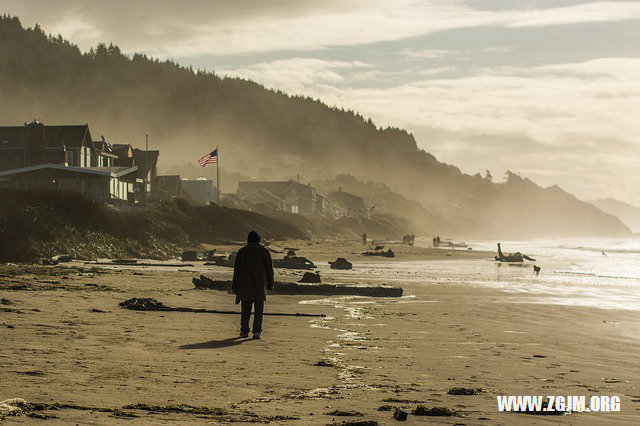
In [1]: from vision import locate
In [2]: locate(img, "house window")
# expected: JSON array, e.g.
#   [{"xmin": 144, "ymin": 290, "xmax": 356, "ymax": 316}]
[
  {"xmin": 291, "ymin": 205, "xmax": 299, "ymax": 214},
  {"xmin": 65, "ymin": 150, "xmax": 75, "ymax": 166}
]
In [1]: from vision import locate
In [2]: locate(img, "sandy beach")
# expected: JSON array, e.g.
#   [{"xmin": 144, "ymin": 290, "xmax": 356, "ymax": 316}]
[{"xmin": 2, "ymin": 240, "xmax": 639, "ymax": 424}]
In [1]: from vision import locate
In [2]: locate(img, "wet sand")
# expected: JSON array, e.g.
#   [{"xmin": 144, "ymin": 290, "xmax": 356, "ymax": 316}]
[{"xmin": 1, "ymin": 241, "xmax": 639, "ymax": 424}]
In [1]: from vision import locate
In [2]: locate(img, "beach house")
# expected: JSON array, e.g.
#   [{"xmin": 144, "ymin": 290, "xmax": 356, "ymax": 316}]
[
  {"xmin": 0, "ymin": 120, "xmax": 144, "ymax": 203},
  {"xmin": 237, "ymin": 179, "xmax": 318, "ymax": 214}
]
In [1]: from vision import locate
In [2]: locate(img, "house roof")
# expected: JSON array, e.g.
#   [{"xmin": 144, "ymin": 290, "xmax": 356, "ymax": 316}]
[
  {"xmin": 45, "ymin": 125, "xmax": 91, "ymax": 148},
  {"xmin": 241, "ymin": 188, "xmax": 284, "ymax": 204},
  {"xmin": 327, "ymin": 190, "xmax": 366, "ymax": 212},
  {"xmin": 91, "ymin": 140, "xmax": 110, "ymax": 152},
  {"xmin": 238, "ymin": 180, "xmax": 292, "ymax": 196},
  {"xmin": 0, "ymin": 122, "xmax": 92, "ymax": 149},
  {"xmin": 238, "ymin": 179, "xmax": 314, "ymax": 198},
  {"xmin": 91, "ymin": 141, "xmax": 118, "ymax": 158},
  {"xmin": 114, "ymin": 157, "xmax": 134, "ymax": 167},
  {"xmin": 82, "ymin": 167, "xmax": 138, "ymax": 177},
  {"xmin": 328, "ymin": 190, "xmax": 364, "ymax": 203},
  {"xmin": 132, "ymin": 148, "xmax": 159, "ymax": 178},
  {"xmin": 0, "ymin": 164, "xmax": 138, "ymax": 178},
  {"xmin": 111, "ymin": 143, "xmax": 133, "ymax": 158}
]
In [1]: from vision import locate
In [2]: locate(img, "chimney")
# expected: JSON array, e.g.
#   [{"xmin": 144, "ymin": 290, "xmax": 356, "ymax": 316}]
[{"xmin": 24, "ymin": 119, "xmax": 45, "ymax": 166}]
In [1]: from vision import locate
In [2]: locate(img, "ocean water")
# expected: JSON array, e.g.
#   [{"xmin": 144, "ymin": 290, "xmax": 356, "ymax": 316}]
[{"xmin": 318, "ymin": 238, "xmax": 640, "ymax": 312}]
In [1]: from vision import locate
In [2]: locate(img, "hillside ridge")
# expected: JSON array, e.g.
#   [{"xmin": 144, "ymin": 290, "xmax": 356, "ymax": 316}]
[{"xmin": 0, "ymin": 15, "xmax": 630, "ymax": 238}]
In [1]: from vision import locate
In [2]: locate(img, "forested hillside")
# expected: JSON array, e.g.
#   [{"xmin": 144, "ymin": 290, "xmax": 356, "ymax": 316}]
[{"xmin": 0, "ymin": 16, "xmax": 630, "ymax": 238}]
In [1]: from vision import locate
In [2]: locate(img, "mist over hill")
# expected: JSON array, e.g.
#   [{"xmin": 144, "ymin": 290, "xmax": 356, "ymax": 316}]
[
  {"xmin": 591, "ymin": 198, "xmax": 640, "ymax": 234},
  {"xmin": 0, "ymin": 16, "xmax": 630, "ymax": 238}
]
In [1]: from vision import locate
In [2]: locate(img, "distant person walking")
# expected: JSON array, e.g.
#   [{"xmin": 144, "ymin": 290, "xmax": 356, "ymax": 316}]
[
  {"xmin": 362, "ymin": 232, "xmax": 367, "ymax": 245},
  {"xmin": 232, "ymin": 231, "xmax": 274, "ymax": 339}
]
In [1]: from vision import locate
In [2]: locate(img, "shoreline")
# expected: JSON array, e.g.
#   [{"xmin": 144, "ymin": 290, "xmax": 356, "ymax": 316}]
[{"xmin": 1, "ymin": 249, "xmax": 639, "ymax": 424}]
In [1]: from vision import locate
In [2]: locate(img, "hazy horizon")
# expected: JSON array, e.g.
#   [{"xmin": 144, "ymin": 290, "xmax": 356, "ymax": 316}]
[{"xmin": 3, "ymin": 0, "xmax": 640, "ymax": 206}]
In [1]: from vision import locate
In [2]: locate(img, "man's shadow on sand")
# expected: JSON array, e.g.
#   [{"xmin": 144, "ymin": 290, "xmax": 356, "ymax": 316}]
[{"xmin": 179, "ymin": 336, "xmax": 249, "ymax": 350}]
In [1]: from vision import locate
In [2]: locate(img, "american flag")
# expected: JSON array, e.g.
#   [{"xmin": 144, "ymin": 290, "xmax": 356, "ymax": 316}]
[{"xmin": 198, "ymin": 149, "xmax": 218, "ymax": 167}]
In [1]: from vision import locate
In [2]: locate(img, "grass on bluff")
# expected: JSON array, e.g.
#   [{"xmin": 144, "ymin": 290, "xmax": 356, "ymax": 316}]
[{"xmin": 0, "ymin": 188, "xmax": 305, "ymax": 261}]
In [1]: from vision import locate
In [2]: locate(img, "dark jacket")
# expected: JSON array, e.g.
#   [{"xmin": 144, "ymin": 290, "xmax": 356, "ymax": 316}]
[{"xmin": 232, "ymin": 242, "xmax": 274, "ymax": 302}]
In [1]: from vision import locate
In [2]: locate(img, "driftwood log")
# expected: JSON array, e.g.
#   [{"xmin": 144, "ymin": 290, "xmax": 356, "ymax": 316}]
[
  {"xmin": 193, "ymin": 275, "xmax": 403, "ymax": 297},
  {"xmin": 495, "ymin": 243, "xmax": 536, "ymax": 263}
]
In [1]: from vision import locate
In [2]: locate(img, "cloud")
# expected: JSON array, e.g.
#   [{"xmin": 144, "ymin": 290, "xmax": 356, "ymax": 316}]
[
  {"xmin": 482, "ymin": 46, "xmax": 514, "ymax": 54},
  {"xmin": 223, "ymin": 57, "xmax": 640, "ymax": 146},
  {"xmin": 538, "ymin": 57, "xmax": 640, "ymax": 79},
  {"xmin": 400, "ymin": 49, "xmax": 460, "ymax": 60},
  {"xmin": 219, "ymin": 58, "xmax": 373, "ymax": 93},
  {"xmin": 506, "ymin": 1, "xmax": 640, "ymax": 27},
  {"xmin": 3, "ymin": 0, "xmax": 640, "ymax": 203},
  {"xmin": 221, "ymin": 56, "xmax": 640, "ymax": 203},
  {"xmin": 4, "ymin": 0, "xmax": 640, "ymax": 56}
]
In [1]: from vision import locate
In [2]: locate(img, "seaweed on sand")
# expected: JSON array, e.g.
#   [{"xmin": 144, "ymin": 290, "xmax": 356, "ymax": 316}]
[
  {"xmin": 377, "ymin": 405, "xmax": 396, "ymax": 411},
  {"xmin": 412, "ymin": 405, "xmax": 459, "ymax": 416},
  {"xmin": 2, "ymin": 399, "xmax": 299, "ymax": 422},
  {"xmin": 381, "ymin": 397, "xmax": 422, "ymax": 403},
  {"xmin": 326, "ymin": 409, "xmax": 363, "ymax": 416},
  {"xmin": 122, "ymin": 404, "xmax": 227, "ymax": 415},
  {"xmin": 119, "ymin": 297, "xmax": 325, "ymax": 317},
  {"xmin": 447, "ymin": 387, "xmax": 484, "ymax": 395}
]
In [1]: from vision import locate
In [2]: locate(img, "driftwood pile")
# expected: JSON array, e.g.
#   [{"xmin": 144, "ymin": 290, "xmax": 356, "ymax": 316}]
[{"xmin": 363, "ymin": 249, "xmax": 395, "ymax": 258}]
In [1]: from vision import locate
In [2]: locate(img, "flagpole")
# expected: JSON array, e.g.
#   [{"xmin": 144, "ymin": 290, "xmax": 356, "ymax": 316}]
[{"xmin": 216, "ymin": 146, "xmax": 220, "ymax": 205}]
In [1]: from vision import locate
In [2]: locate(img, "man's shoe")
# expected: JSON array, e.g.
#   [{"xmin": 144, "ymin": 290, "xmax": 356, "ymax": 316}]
[
  {"xmin": 240, "ymin": 332, "xmax": 249, "ymax": 338},
  {"xmin": 252, "ymin": 332, "xmax": 261, "ymax": 340}
]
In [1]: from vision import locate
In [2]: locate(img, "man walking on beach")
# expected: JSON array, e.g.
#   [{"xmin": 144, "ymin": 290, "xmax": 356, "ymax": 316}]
[{"xmin": 232, "ymin": 231, "xmax": 274, "ymax": 339}]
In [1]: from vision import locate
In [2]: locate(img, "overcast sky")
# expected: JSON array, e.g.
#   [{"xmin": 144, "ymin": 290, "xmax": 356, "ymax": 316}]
[{"xmin": 5, "ymin": 0, "xmax": 640, "ymax": 205}]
